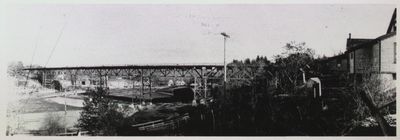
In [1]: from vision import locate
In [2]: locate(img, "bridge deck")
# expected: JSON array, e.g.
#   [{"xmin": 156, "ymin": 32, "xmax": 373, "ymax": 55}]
[{"xmin": 23, "ymin": 64, "xmax": 224, "ymax": 71}]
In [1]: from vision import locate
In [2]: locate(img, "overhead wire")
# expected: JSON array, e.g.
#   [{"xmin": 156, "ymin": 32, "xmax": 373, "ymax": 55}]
[
  {"xmin": 18, "ymin": 26, "xmax": 43, "ymax": 128},
  {"xmin": 29, "ymin": 26, "xmax": 42, "ymax": 68},
  {"xmin": 24, "ymin": 26, "xmax": 42, "ymax": 88},
  {"xmin": 45, "ymin": 15, "xmax": 68, "ymax": 67},
  {"xmin": 20, "ymin": 14, "xmax": 68, "ymax": 122}
]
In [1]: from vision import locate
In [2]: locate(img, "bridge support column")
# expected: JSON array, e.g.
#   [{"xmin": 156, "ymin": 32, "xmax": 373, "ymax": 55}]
[
  {"xmin": 42, "ymin": 71, "xmax": 46, "ymax": 86},
  {"xmin": 148, "ymin": 76, "xmax": 152, "ymax": 102},
  {"xmin": 193, "ymin": 76, "xmax": 197, "ymax": 100},
  {"xmin": 105, "ymin": 75, "xmax": 108, "ymax": 88},
  {"xmin": 131, "ymin": 75, "xmax": 135, "ymax": 103},
  {"xmin": 42, "ymin": 71, "xmax": 53, "ymax": 88},
  {"xmin": 140, "ymin": 69, "xmax": 144, "ymax": 104},
  {"xmin": 204, "ymin": 77, "xmax": 207, "ymax": 100}
]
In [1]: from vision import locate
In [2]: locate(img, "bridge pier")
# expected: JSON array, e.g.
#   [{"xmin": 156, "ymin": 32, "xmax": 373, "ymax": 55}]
[
  {"xmin": 42, "ymin": 71, "xmax": 46, "ymax": 86},
  {"xmin": 41, "ymin": 70, "xmax": 54, "ymax": 88},
  {"xmin": 148, "ymin": 76, "xmax": 152, "ymax": 102},
  {"xmin": 204, "ymin": 77, "xmax": 208, "ymax": 101}
]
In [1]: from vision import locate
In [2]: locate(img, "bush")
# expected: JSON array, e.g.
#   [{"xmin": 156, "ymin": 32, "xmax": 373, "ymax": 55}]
[
  {"xmin": 40, "ymin": 113, "xmax": 65, "ymax": 136},
  {"xmin": 77, "ymin": 87, "xmax": 127, "ymax": 136}
]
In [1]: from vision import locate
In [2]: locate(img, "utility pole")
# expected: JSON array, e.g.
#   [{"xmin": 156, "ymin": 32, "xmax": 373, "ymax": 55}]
[
  {"xmin": 64, "ymin": 90, "xmax": 67, "ymax": 134},
  {"xmin": 221, "ymin": 32, "xmax": 230, "ymax": 96}
]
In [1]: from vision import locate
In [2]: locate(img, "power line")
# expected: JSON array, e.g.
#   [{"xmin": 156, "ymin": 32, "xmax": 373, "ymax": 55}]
[
  {"xmin": 24, "ymin": 26, "xmax": 42, "ymax": 88},
  {"xmin": 45, "ymin": 18, "xmax": 68, "ymax": 67},
  {"xmin": 29, "ymin": 26, "xmax": 42, "ymax": 68}
]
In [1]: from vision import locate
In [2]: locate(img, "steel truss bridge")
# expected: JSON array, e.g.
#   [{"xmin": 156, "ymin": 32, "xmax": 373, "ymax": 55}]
[{"xmin": 24, "ymin": 64, "xmax": 262, "ymax": 101}]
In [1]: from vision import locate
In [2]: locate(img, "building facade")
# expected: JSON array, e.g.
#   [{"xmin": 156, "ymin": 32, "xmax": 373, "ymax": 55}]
[{"xmin": 323, "ymin": 9, "xmax": 396, "ymax": 91}]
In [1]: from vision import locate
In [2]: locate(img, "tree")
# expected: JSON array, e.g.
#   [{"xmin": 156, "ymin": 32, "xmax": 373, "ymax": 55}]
[
  {"xmin": 77, "ymin": 87, "xmax": 126, "ymax": 136},
  {"xmin": 7, "ymin": 61, "xmax": 24, "ymax": 77},
  {"xmin": 209, "ymin": 42, "xmax": 330, "ymax": 135},
  {"xmin": 273, "ymin": 41, "xmax": 315, "ymax": 94},
  {"xmin": 209, "ymin": 55, "xmax": 275, "ymax": 135},
  {"xmin": 350, "ymin": 72, "xmax": 396, "ymax": 135},
  {"xmin": 359, "ymin": 74, "xmax": 395, "ymax": 112}
]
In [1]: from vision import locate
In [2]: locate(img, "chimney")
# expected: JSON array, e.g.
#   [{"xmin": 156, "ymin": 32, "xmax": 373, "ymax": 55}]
[{"xmin": 346, "ymin": 33, "xmax": 352, "ymax": 51}]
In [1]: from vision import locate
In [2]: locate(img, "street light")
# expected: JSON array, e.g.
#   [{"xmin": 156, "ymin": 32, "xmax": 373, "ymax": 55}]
[{"xmin": 220, "ymin": 32, "xmax": 230, "ymax": 83}]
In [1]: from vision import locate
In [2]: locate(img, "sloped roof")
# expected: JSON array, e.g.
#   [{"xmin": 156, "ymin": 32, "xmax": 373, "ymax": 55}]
[
  {"xmin": 346, "ymin": 38, "xmax": 374, "ymax": 50},
  {"xmin": 386, "ymin": 8, "xmax": 397, "ymax": 34},
  {"xmin": 318, "ymin": 53, "xmax": 347, "ymax": 63},
  {"xmin": 347, "ymin": 32, "xmax": 396, "ymax": 52},
  {"xmin": 347, "ymin": 8, "xmax": 397, "ymax": 53}
]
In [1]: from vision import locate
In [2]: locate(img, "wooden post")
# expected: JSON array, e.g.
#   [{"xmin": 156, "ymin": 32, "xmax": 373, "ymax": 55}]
[
  {"xmin": 358, "ymin": 91, "xmax": 392, "ymax": 136},
  {"xmin": 300, "ymin": 68, "xmax": 306, "ymax": 84}
]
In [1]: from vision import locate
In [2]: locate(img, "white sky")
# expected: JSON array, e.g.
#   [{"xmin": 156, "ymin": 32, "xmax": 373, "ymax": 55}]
[{"xmin": 2, "ymin": 4, "xmax": 396, "ymax": 67}]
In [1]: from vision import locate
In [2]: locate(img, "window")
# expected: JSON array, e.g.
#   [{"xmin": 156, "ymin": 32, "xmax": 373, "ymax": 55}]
[
  {"xmin": 393, "ymin": 73, "xmax": 397, "ymax": 80},
  {"xmin": 394, "ymin": 42, "xmax": 397, "ymax": 64}
]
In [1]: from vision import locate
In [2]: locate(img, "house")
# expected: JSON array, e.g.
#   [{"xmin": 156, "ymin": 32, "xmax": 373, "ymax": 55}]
[
  {"xmin": 347, "ymin": 8, "xmax": 396, "ymax": 90},
  {"xmin": 322, "ymin": 8, "xmax": 396, "ymax": 91}
]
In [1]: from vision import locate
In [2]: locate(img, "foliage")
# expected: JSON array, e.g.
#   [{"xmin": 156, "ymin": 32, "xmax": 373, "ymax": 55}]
[
  {"xmin": 7, "ymin": 61, "xmax": 24, "ymax": 77},
  {"xmin": 205, "ymin": 42, "xmax": 369, "ymax": 136},
  {"xmin": 40, "ymin": 113, "xmax": 65, "ymax": 136},
  {"xmin": 208, "ymin": 55, "xmax": 275, "ymax": 135},
  {"xmin": 273, "ymin": 41, "xmax": 316, "ymax": 94},
  {"xmin": 357, "ymin": 74, "xmax": 396, "ymax": 115},
  {"xmin": 209, "ymin": 43, "xmax": 318, "ymax": 135},
  {"xmin": 202, "ymin": 42, "xmax": 394, "ymax": 136},
  {"xmin": 228, "ymin": 55, "xmax": 271, "ymax": 88},
  {"xmin": 77, "ymin": 87, "xmax": 127, "ymax": 136}
]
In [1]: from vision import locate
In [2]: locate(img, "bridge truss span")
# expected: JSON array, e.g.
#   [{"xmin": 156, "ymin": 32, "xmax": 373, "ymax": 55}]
[{"xmin": 23, "ymin": 64, "xmax": 264, "ymax": 101}]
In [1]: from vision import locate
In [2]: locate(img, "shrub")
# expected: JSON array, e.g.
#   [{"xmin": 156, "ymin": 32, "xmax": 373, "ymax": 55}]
[
  {"xmin": 40, "ymin": 113, "xmax": 65, "ymax": 136},
  {"xmin": 77, "ymin": 87, "xmax": 126, "ymax": 136}
]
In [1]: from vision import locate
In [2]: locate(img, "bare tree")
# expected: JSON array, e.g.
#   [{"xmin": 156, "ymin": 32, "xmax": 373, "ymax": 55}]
[
  {"xmin": 273, "ymin": 41, "xmax": 315, "ymax": 94},
  {"xmin": 7, "ymin": 61, "xmax": 24, "ymax": 77},
  {"xmin": 350, "ymin": 62, "xmax": 396, "ymax": 136}
]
